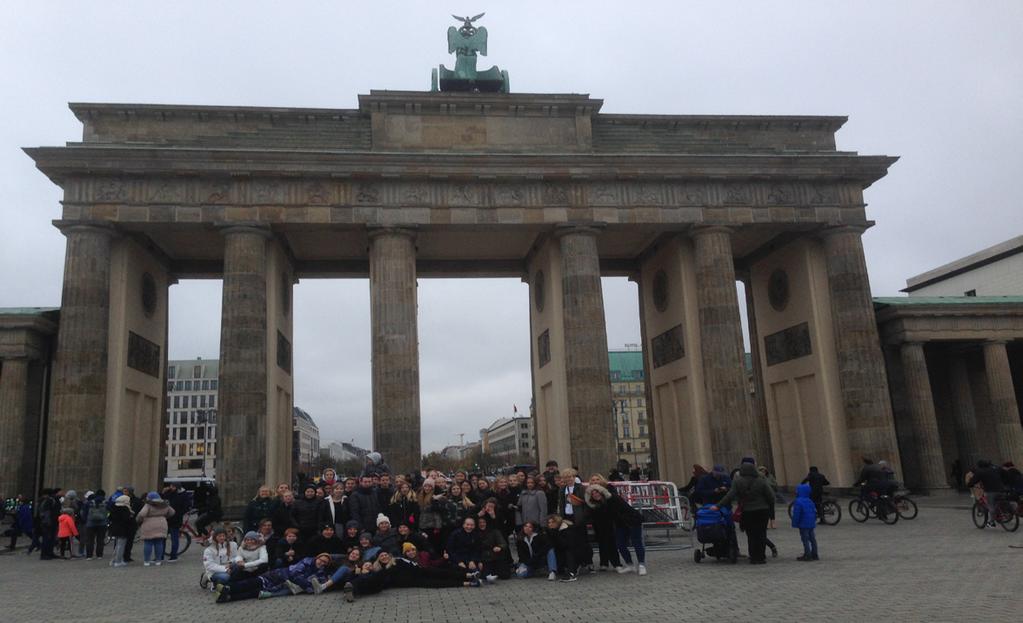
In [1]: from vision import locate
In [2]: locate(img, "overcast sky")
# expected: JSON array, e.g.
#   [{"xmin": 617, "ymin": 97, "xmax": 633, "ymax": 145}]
[{"xmin": 2, "ymin": 2, "xmax": 1021, "ymax": 454}]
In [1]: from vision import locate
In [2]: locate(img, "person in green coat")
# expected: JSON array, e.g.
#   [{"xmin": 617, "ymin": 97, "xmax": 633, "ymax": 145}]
[{"xmin": 714, "ymin": 462, "xmax": 775, "ymax": 564}]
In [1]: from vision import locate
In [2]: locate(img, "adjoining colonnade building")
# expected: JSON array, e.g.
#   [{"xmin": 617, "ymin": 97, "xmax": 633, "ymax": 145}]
[{"xmin": 3, "ymin": 79, "xmax": 1022, "ymax": 511}]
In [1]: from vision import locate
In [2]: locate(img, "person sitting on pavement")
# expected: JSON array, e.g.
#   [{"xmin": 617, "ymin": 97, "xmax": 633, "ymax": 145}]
[
  {"xmin": 272, "ymin": 528, "xmax": 302, "ymax": 568},
  {"xmin": 371, "ymin": 514, "xmax": 401, "ymax": 556},
  {"xmin": 234, "ymin": 531, "xmax": 269, "ymax": 578},
  {"xmin": 305, "ymin": 523, "xmax": 345, "ymax": 556},
  {"xmin": 202, "ymin": 528, "xmax": 239, "ymax": 586}
]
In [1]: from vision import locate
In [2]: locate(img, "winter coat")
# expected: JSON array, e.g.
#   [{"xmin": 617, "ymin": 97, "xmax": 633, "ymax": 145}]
[
  {"xmin": 445, "ymin": 528, "xmax": 482, "ymax": 565},
  {"xmin": 82, "ymin": 497, "xmax": 110, "ymax": 528},
  {"xmin": 386, "ymin": 497, "xmax": 419, "ymax": 527},
  {"xmin": 318, "ymin": 497, "xmax": 347, "ymax": 529},
  {"xmin": 273, "ymin": 539, "xmax": 303, "ymax": 568},
  {"xmin": 304, "ymin": 535, "xmax": 345, "ymax": 557},
  {"xmin": 790, "ymin": 484, "xmax": 817, "ymax": 530},
  {"xmin": 479, "ymin": 527, "xmax": 511, "ymax": 564},
  {"xmin": 968, "ymin": 466, "xmax": 1004, "ymax": 493},
  {"xmin": 719, "ymin": 464, "xmax": 775, "ymax": 513},
  {"xmin": 515, "ymin": 532, "xmax": 550, "ymax": 568},
  {"xmin": 38, "ymin": 495, "xmax": 60, "ymax": 530},
  {"xmin": 136, "ymin": 499, "xmax": 175, "ymax": 540},
  {"xmin": 586, "ymin": 484, "xmax": 644, "ymax": 528},
  {"xmin": 694, "ymin": 473, "xmax": 731, "ymax": 504},
  {"xmin": 801, "ymin": 471, "xmax": 831, "ymax": 499},
  {"xmin": 107, "ymin": 505, "xmax": 134, "ymax": 538},
  {"xmin": 15, "ymin": 503, "xmax": 34, "ymax": 535},
  {"xmin": 57, "ymin": 512, "xmax": 78, "ymax": 538},
  {"xmin": 293, "ymin": 496, "xmax": 322, "ymax": 535},
  {"xmin": 203, "ymin": 541, "xmax": 238, "ymax": 575},
  {"xmin": 244, "ymin": 496, "xmax": 278, "ymax": 532},
  {"xmin": 372, "ymin": 530, "xmax": 401, "ymax": 556},
  {"xmin": 348, "ymin": 486, "xmax": 382, "ymax": 531},
  {"xmin": 237, "ymin": 545, "xmax": 269, "ymax": 571},
  {"xmin": 516, "ymin": 489, "xmax": 548, "ymax": 527},
  {"xmin": 164, "ymin": 490, "xmax": 190, "ymax": 528},
  {"xmin": 271, "ymin": 502, "xmax": 299, "ymax": 536},
  {"xmin": 556, "ymin": 483, "xmax": 589, "ymax": 526},
  {"xmin": 493, "ymin": 488, "xmax": 518, "ymax": 533}
]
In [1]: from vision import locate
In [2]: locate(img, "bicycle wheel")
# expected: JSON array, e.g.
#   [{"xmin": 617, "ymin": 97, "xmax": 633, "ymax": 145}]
[
  {"xmin": 995, "ymin": 503, "xmax": 1019, "ymax": 532},
  {"xmin": 877, "ymin": 499, "xmax": 899, "ymax": 525},
  {"xmin": 820, "ymin": 500, "xmax": 842, "ymax": 526},
  {"xmin": 971, "ymin": 501, "xmax": 988, "ymax": 529},
  {"xmin": 849, "ymin": 499, "xmax": 868, "ymax": 523},
  {"xmin": 895, "ymin": 496, "xmax": 918, "ymax": 520},
  {"xmin": 786, "ymin": 501, "xmax": 794, "ymax": 520},
  {"xmin": 177, "ymin": 531, "xmax": 192, "ymax": 555}
]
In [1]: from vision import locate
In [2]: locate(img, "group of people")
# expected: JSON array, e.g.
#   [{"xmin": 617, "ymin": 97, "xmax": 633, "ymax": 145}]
[{"xmin": 202, "ymin": 456, "xmax": 649, "ymax": 603}]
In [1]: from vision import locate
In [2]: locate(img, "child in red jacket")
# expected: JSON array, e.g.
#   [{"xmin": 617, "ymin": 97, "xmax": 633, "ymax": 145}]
[{"xmin": 57, "ymin": 508, "xmax": 79, "ymax": 559}]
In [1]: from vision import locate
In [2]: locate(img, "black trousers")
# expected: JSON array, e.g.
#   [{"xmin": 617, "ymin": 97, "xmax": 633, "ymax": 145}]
[
  {"xmin": 592, "ymin": 519, "xmax": 621, "ymax": 567},
  {"xmin": 83, "ymin": 526, "xmax": 106, "ymax": 558},
  {"xmin": 741, "ymin": 509, "xmax": 770, "ymax": 563}
]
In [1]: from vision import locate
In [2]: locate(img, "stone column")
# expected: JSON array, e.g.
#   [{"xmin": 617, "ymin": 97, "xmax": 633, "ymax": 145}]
[
  {"xmin": 982, "ymin": 340, "xmax": 1023, "ymax": 463},
  {"xmin": 691, "ymin": 226, "xmax": 756, "ymax": 465},
  {"xmin": 821, "ymin": 226, "xmax": 901, "ymax": 472},
  {"xmin": 633, "ymin": 275, "xmax": 659, "ymax": 478},
  {"xmin": 369, "ymin": 227, "xmax": 421, "ymax": 476},
  {"xmin": 46, "ymin": 224, "xmax": 114, "ymax": 490},
  {"xmin": 218, "ymin": 226, "xmax": 271, "ymax": 515},
  {"xmin": 899, "ymin": 342, "xmax": 947, "ymax": 489},
  {"xmin": 948, "ymin": 356, "xmax": 980, "ymax": 469},
  {"xmin": 557, "ymin": 225, "xmax": 616, "ymax": 477},
  {"xmin": 741, "ymin": 274, "xmax": 774, "ymax": 470},
  {"xmin": 0, "ymin": 357, "xmax": 31, "ymax": 496}
]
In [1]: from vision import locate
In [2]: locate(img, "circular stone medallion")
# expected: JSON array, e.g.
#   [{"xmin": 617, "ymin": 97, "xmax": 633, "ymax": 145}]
[
  {"xmin": 141, "ymin": 272, "xmax": 157, "ymax": 318},
  {"xmin": 768, "ymin": 268, "xmax": 790, "ymax": 312},
  {"xmin": 534, "ymin": 270, "xmax": 546, "ymax": 313},
  {"xmin": 652, "ymin": 269, "xmax": 669, "ymax": 313}
]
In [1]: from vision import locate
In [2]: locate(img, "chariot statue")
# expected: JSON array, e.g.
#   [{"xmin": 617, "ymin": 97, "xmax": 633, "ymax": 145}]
[{"xmin": 432, "ymin": 13, "xmax": 510, "ymax": 93}]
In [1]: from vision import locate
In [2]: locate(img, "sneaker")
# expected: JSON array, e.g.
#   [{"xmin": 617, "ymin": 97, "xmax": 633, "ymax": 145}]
[
  {"xmin": 113, "ymin": 562, "xmax": 127, "ymax": 568},
  {"xmin": 285, "ymin": 580, "xmax": 302, "ymax": 596},
  {"xmin": 166, "ymin": 557, "xmax": 178, "ymax": 563},
  {"xmin": 547, "ymin": 571, "xmax": 557, "ymax": 581},
  {"xmin": 154, "ymin": 561, "xmax": 162, "ymax": 566},
  {"xmin": 215, "ymin": 592, "xmax": 230, "ymax": 604},
  {"xmin": 86, "ymin": 557, "xmax": 93, "ymax": 561},
  {"xmin": 342, "ymin": 581, "xmax": 355, "ymax": 603},
  {"xmin": 311, "ymin": 577, "xmax": 324, "ymax": 595},
  {"xmin": 143, "ymin": 562, "xmax": 152, "ymax": 567},
  {"xmin": 615, "ymin": 565, "xmax": 633, "ymax": 574},
  {"xmin": 257, "ymin": 591, "xmax": 273, "ymax": 600},
  {"xmin": 637, "ymin": 564, "xmax": 647, "ymax": 576},
  {"xmin": 485, "ymin": 574, "xmax": 498, "ymax": 584},
  {"xmin": 96, "ymin": 556, "xmax": 103, "ymax": 560},
  {"xmin": 468, "ymin": 577, "xmax": 482, "ymax": 587},
  {"xmin": 559, "ymin": 572, "xmax": 578, "ymax": 583}
]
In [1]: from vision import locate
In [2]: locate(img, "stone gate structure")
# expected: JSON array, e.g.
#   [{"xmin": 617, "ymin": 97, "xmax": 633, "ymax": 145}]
[{"xmin": 14, "ymin": 89, "xmax": 908, "ymax": 511}]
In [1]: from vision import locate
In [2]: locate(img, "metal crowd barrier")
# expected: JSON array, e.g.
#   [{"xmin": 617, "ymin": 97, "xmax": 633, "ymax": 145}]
[{"xmin": 613, "ymin": 480, "xmax": 693, "ymax": 551}]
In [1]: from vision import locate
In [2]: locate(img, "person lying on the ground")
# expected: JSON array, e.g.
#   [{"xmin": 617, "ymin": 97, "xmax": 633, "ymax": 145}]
[{"xmin": 213, "ymin": 553, "xmax": 334, "ymax": 603}]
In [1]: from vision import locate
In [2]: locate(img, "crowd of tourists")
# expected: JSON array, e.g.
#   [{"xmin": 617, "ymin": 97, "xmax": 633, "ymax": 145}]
[{"xmin": 3, "ymin": 451, "xmax": 1021, "ymax": 603}]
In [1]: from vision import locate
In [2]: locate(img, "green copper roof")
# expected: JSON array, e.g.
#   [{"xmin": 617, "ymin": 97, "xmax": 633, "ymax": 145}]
[
  {"xmin": 0, "ymin": 307, "xmax": 59, "ymax": 315},
  {"xmin": 874, "ymin": 296, "xmax": 1023, "ymax": 307},
  {"xmin": 608, "ymin": 350, "xmax": 644, "ymax": 382}
]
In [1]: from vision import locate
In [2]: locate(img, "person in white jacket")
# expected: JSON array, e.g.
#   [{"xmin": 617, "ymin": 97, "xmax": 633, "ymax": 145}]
[
  {"xmin": 202, "ymin": 528, "xmax": 239, "ymax": 586},
  {"xmin": 235, "ymin": 531, "xmax": 269, "ymax": 578}
]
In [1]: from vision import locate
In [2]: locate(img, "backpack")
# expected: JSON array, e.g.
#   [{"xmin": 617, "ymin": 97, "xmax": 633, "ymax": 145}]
[{"xmin": 87, "ymin": 502, "xmax": 109, "ymax": 525}]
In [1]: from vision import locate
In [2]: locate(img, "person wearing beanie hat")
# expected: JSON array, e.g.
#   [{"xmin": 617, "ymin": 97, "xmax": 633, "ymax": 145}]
[
  {"xmin": 305, "ymin": 524, "xmax": 344, "ymax": 557},
  {"xmin": 372, "ymin": 514, "xmax": 400, "ymax": 557},
  {"xmin": 136, "ymin": 491, "xmax": 175, "ymax": 566},
  {"xmin": 235, "ymin": 530, "xmax": 269, "ymax": 578},
  {"xmin": 81, "ymin": 489, "xmax": 109, "ymax": 560},
  {"xmin": 108, "ymin": 494, "xmax": 134, "ymax": 568},
  {"xmin": 213, "ymin": 550, "xmax": 337, "ymax": 603}
]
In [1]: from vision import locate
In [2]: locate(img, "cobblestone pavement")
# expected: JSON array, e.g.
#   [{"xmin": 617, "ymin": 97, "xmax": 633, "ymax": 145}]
[{"xmin": 1, "ymin": 498, "xmax": 1020, "ymax": 622}]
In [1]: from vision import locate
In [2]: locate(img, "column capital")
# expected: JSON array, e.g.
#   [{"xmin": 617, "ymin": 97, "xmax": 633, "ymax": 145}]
[
  {"xmin": 983, "ymin": 339, "xmax": 1009, "ymax": 347},
  {"xmin": 553, "ymin": 222, "xmax": 605, "ymax": 239},
  {"xmin": 55, "ymin": 221, "xmax": 118, "ymax": 239},
  {"xmin": 690, "ymin": 225, "xmax": 733, "ymax": 238},
  {"xmin": 818, "ymin": 224, "xmax": 869, "ymax": 239},
  {"xmin": 0, "ymin": 354, "xmax": 30, "ymax": 363},
  {"xmin": 367, "ymin": 225, "xmax": 417, "ymax": 242},
  {"xmin": 901, "ymin": 340, "xmax": 927, "ymax": 348},
  {"xmin": 218, "ymin": 224, "xmax": 273, "ymax": 239}
]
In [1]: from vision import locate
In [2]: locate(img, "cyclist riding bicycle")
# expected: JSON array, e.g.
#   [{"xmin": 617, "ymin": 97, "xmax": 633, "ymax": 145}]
[{"xmin": 967, "ymin": 460, "xmax": 1005, "ymax": 527}]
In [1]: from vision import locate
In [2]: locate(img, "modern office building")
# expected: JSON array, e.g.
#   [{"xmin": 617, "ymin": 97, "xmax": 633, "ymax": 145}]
[
  {"xmin": 609, "ymin": 349, "xmax": 651, "ymax": 469},
  {"xmin": 292, "ymin": 406, "xmax": 321, "ymax": 472},
  {"xmin": 904, "ymin": 235, "xmax": 1023, "ymax": 297},
  {"xmin": 480, "ymin": 415, "xmax": 535, "ymax": 459},
  {"xmin": 165, "ymin": 358, "xmax": 219, "ymax": 482}
]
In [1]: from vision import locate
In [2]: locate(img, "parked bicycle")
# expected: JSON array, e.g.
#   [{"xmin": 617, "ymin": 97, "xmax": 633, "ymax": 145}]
[
  {"xmin": 972, "ymin": 492, "xmax": 1020, "ymax": 532},
  {"xmin": 787, "ymin": 495, "xmax": 842, "ymax": 525},
  {"xmin": 849, "ymin": 492, "xmax": 899, "ymax": 524}
]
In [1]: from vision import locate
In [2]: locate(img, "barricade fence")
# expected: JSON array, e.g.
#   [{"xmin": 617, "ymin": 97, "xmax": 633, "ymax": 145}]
[{"xmin": 613, "ymin": 480, "xmax": 692, "ymax": 551}]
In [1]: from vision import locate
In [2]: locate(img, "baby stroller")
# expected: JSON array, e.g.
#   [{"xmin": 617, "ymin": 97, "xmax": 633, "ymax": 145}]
[{"xmin": 692, "ymin": 505, "xmax": 738, "ymax": 563}]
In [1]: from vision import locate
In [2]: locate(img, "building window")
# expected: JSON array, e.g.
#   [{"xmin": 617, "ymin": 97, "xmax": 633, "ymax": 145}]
[
  {"xmin": 168, "ymin": 366, "xmax": 176, "ymax": 379},
  {"xmin": 209, "ymin": 395, "xmax": 216, "ymax": 408},
  {"xmin": 191, "ymin": 395, "xmax": 198, "ymax": 408},
  {"xmin": 175, "ymin": 381, "xmax": 183, "ymax": 391},
  {"xmin": 172, "ymin": 396, "xmax": 179, "ymax": 409},
  {"xmin": 200, "ymin": 395, "xmax": 207, "ymax": 408},
  {"xmin": 626, "ymin": 443, "xmax": 632, "ymax": 452},
  {"xmin": 964, "ymin": 289, "xmax": 976, "ymax": 297},
  {"xmin": 194, "ymin": 365, "xmax": 202, "ymax": 379},
  {"xmin": 202, "ymin": 380, "xmax": 210, "ymax": 390},
  {"xmin": 211, "ymin": 380, "xmax": 218, "ymax": 390},
  {"xmin": 184, "ymin": 380, "xmax": 192, "ymax": 391},
  {"xmin": 618, "ymin": 443, "xmax": 625, "ymax": 452}
]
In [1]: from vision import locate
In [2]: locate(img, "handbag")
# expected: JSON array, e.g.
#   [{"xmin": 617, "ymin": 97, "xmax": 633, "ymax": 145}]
[{"xmin": 731, "ymin": 502, "xmax": 743, "ymax": 525}]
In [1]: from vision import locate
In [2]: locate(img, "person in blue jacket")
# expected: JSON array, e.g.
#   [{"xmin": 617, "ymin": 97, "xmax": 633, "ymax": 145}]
[
  {"xmin": 213, "ymin": 552, "xmax": 335, "ymax": 602},
  {"xmin": 694, "ymin": 465, "xmax": 731, "ymax": 505},
  {"xmin": 790, "ymin": 483, "xmax": 819, "ymax": 561}
]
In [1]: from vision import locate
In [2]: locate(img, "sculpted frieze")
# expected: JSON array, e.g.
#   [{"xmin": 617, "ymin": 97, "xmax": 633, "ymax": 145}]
[
  {"xmin": 493, "ymin": 183, "xmax": 528, "ymax": 206},
  {"xmin": 588, "ymin": 183, "xmax": 620, "ymax": 206},
  {"xmin": 448, "ymin": 183, "xmax": 478, "ymax": 206}
]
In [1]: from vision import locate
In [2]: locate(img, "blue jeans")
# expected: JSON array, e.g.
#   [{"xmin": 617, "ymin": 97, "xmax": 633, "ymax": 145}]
[
  {"xmin": 799, "ymin": 527, "xmax": 818, "ymax": 558},
  {"xmin": 143, "ymin": 538, "xmax": 165, "ymax": 562},
  {"xmin": 210, "ymin": 571, "xmax": 231, "ymax": 584},
  {"xmin": 168, "ymin": 528, "xmax": 180, "ymax": 559},
  {"xmin": 330, "ymin": 566, "xmax": 353, "ymax": 584},
  {"xmin": 546, "ymin": 548, "xmax": 557, "ymax": 572},
  {"xmin": 615, "ymin": 525, "xmax": 645, "ymax": 565}
]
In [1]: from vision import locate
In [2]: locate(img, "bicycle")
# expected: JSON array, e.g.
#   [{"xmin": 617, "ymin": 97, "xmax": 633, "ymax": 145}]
[
  {"xmin": 787, "ymin": 495, "xmax": 842, "ymax": 526},
  {"xmin": 972, "ymin": 492, "xmax": 1020, "ymax": 532},
  {"xmin": 892, "ymin": 493, "xmax": 918, "ymax": 520},
  {"xmin": 848, "ymin": 492, "xmax": 899, "ymax": 524}
]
